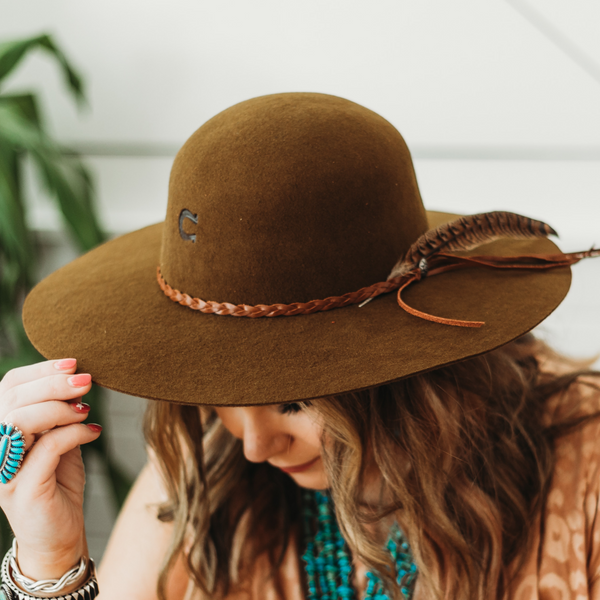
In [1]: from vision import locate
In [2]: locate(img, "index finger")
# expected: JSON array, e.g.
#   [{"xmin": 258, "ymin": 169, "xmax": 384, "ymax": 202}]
[{"xmin": 0, "ymin": 360, "xmax": 78, "ymax": 395}]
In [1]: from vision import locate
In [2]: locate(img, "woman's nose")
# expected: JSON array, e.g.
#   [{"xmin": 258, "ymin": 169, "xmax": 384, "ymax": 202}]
[{"xmin": 241, "ymin": 411, "xmax": 290, "ymax": 463}]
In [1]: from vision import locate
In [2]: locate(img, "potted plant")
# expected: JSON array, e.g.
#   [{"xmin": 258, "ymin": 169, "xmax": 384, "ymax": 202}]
[{"xmin": 0, "ymin": 33, "xmax": 131, "ymax": 552}]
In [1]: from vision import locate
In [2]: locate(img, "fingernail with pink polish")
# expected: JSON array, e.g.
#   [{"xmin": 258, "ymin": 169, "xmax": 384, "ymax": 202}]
[
  {"xmin": 68, "ymin": 374, "xmax": 92, "ymax": 387},
  {"xmin": 55, "ymin": 359, "xmax": 77, "ymax": 370},
  {"xmin": 87, "ymin": 424, "xmax": 102, "ymax": 433},
  {"xmin": 69, "ymin": 400, "xmax": 91, "ymax": 413}
]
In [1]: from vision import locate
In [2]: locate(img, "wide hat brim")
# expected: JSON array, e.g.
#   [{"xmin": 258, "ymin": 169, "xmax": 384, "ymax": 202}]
[{"xmin": 22, "ymin": 210, "xmax": 570, "ymax": 406}]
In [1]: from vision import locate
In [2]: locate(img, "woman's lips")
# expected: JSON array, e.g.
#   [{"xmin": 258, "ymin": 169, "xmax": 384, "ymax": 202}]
[{"xmin": 275, "ymin": 456, "xmax": 320, "ymax": 474}]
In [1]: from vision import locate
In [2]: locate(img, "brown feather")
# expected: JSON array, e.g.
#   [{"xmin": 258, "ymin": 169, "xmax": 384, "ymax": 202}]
[{"xmin": 388, "ymin": 211, "xmax": 557, "ymax": 280}]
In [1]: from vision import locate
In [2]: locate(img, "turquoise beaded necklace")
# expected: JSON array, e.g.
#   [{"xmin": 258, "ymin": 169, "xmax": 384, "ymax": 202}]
[{"xmin": 301, "ymin": 490, "xmax": 417, "ymax": 600}]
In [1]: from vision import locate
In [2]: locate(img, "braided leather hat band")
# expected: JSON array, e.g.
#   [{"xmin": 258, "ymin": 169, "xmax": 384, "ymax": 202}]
[
  {"xmin": 157, "ymin": 248, "xmax": 598, "ymax": 328},
  {"xmin": 157, "ymin": 266, "xmax": 398, "ymax": 318}
]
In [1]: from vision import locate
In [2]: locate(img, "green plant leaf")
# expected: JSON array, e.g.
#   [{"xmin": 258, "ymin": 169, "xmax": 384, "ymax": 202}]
[
  {"xmin": 0, "ymin": 144, "xmax": 32, "ymax": 261},
  {"xmin": 0, "ymin": 34, "xmax": 84, "ymax": 107},
  {"xmin": 0, "ymin": 93, "xmax": 42, "ymax": 128},
  {"xmin": 0, "ymin": 103, "xmax": 54, "ymax": 154},
  {"xmin": 0, "ymin": 131, "xmax": 35, "ymax": 325},
  {"xmin": 0, "ymin": 141, "xmax": 34, "ymax": 286},
  {"xmin": 0, "ymin": 104, "xmax": 105, "ymax": 251},
  {"xmin": 37, "ymin": 158, "xmax": 105, "ymax": 251}
]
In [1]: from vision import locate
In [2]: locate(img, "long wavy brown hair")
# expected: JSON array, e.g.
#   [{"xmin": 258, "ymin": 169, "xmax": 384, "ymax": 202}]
[{"xmin": 144, "ymin": 334, "xmax": 599, "ymax": 600}]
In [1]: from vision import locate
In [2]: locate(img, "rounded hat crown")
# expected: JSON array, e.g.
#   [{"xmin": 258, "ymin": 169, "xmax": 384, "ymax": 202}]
[{"xmin": 160, "ymin": 92, "xmax": 428, "ymax": 305}]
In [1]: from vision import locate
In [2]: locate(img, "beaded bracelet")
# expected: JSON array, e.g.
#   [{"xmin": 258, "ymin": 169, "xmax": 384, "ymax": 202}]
[{"xmin": 0, "ymin": 541, "xmax": 99, "ymax": 600}]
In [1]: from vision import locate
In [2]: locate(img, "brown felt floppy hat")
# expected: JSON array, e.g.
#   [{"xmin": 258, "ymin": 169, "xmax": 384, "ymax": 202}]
[{"xmin": 23, "ymin": 92, "xmax": 577, "ymax": 406}]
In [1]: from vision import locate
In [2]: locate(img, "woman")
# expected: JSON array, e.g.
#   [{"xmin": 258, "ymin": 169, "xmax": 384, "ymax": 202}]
[{"xmin": 0, "ymin": 93, "xmax": 599, "ymax": 600}]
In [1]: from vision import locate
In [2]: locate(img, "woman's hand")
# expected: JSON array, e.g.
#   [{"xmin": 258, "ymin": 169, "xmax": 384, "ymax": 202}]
[{"xmin": 0, "ymin": 359, "xmax": 102, "ymax": 580}]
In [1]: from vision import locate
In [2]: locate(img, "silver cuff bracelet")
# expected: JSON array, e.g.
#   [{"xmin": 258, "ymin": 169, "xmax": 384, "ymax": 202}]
[{"xmin": 0, "ymin": 541, "xmax": 99, "ymax": 600}]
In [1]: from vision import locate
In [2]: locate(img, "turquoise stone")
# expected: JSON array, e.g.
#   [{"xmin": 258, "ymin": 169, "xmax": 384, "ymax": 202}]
[
  {"xmin": 0, "ymin": 426, "xmax": 25, "ymax": 484},
  {"xmin": 0, "ymin": 436, "xmax": 8, "ymax": 464}
]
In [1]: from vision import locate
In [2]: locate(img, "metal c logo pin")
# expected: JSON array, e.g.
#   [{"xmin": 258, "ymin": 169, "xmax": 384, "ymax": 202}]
[{"xmin": 179, "ymin": 209, "xmax": 199, "ymax": 243}]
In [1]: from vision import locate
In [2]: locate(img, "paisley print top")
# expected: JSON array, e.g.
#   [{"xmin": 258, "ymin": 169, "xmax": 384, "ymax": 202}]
[
  {"xmin": 183, "ymin": 376, "xmax": 600, "ymax": 600},
  {"xmin": 506, "ymin": 375, "xmax": 600, "ymax": 600}
]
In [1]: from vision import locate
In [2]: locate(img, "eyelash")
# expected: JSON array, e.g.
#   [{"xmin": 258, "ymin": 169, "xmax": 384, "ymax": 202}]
[
  {"xmin": 279, "ymin": 400, "xmax": 313, "ymax": 415},
  {"xmin": 279, "ymin": 402, "xmax": 302, "ymax": 415}
]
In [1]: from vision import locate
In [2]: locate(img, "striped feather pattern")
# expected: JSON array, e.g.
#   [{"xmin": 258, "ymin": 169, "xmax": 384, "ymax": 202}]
[{"xmin": 388, "ymin": 211, "xmax": 557, "ymax": 280}]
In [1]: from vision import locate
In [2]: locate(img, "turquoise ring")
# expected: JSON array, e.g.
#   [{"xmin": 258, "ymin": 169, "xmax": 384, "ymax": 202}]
[{"xmin": 0, "ymin": 423, "xmax": 26, "ymax": 484}]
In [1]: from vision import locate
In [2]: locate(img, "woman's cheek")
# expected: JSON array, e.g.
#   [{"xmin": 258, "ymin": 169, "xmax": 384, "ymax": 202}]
[{"xmin": 296, "ymin": 413, "xmax": 324, "ymax": 450}]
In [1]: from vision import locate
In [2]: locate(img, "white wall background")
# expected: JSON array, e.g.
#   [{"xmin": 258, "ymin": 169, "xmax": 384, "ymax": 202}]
[{"xmin": 1, "ymin": 0, "xmax": 599, "ymax": 559}]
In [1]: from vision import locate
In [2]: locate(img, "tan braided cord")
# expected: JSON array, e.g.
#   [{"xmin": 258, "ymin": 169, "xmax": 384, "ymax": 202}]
[
  {"xmin": 157, "ymin": 267, "xmax": 402, "ymax": 318},
  {"xmin": 157, "ymin": 248, "xmax": 598, "ymax": 323}
]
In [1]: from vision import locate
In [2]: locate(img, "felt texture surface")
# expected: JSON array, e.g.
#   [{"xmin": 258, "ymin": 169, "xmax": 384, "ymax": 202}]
[{"xmin": 22, "ymin": 93, "xmax": 572, "ymax": 406}]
